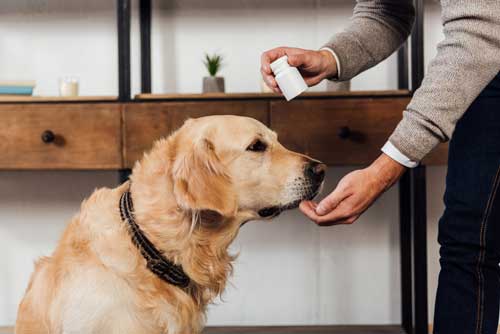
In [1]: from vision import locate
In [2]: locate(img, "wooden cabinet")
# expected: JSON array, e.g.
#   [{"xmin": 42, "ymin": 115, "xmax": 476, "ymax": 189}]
[
  {"xmin": 0, "ymin": 93, "xmax": 448, "ymax": 169},
  {"xmin": 0, "ymin": 103, "xmax": 122, "ymax": 169},
  {"xmin": 123, "ymin": 101, "xmax": 269, "ymax": 167}
]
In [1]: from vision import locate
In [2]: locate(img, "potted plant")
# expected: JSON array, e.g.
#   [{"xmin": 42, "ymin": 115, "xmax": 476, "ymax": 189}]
[{"xmin": 202, "ymin": 53, "xmax": 225, "ymax": 93}]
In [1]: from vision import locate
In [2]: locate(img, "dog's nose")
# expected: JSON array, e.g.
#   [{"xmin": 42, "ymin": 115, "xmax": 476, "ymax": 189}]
[{"xmin": 305, "ymin": 161, "xmax": 326, "ymax": 183}]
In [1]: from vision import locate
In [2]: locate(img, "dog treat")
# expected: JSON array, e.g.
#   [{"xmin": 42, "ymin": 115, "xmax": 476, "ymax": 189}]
[{"xmin": 270, "ymin": 55, "xmax": 308, "ymax": 101}]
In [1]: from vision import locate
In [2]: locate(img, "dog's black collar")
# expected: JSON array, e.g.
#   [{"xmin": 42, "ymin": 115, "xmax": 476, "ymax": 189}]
[{"xmin": 119, "ymin": 189, "xmax": 191, "ymax": 288}]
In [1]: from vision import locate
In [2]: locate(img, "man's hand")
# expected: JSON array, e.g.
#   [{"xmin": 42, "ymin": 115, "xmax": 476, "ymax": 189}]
[
  {"xmin": 261, "ymin": 47, "xmax": 338, "ymax": 92},
  {"xmin": 300, "ymin": 154, "xmax": 407, "ymax": 226}
]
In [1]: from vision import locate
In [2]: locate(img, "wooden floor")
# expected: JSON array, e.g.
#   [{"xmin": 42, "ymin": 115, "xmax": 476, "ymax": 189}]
[
  {"xmin": 203, "ymin": 326, "xmax": 404, "ymax": 334},
  {"xmin": 0, "ymin": 325, "xmax": 403, "ymax": 334}
]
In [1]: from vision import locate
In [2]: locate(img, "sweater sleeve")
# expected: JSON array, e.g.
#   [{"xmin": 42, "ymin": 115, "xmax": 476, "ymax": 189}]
[
  {"xmin": 322, "ymin": 0, "xmax": 415, "ymax": 81},
  {"xmin": 389, "ymin": 1, "xmax": 500, "ymax": 161}
]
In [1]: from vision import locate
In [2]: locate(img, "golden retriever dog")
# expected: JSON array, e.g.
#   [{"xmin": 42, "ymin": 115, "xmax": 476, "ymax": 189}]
[{"xmin": 15, "ymin": 115, "xmax": 325, "ymax": 334}]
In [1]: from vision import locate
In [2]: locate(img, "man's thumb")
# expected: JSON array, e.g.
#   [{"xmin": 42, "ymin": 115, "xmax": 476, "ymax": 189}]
[{"xmin": 316, "ymin": 190, "xmax": 343, "ymax": 216}]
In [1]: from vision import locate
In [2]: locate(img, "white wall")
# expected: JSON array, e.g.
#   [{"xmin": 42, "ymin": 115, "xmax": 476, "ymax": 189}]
[{"xmin": 0, "ymin": 0, "xmax": 447, "ymax": 327}]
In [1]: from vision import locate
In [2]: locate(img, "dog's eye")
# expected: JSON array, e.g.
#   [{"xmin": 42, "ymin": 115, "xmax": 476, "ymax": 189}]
[{"xmin": 246, "ymin": 139, "xmax": 267, "ymax": 152}]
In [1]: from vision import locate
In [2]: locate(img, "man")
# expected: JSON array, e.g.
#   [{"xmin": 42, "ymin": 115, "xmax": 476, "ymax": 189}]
[{"xmin": 261, "ymin": 1, "xmax": 500, "ymax": 333}]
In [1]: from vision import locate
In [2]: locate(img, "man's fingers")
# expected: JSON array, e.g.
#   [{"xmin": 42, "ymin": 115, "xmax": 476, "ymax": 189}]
[
  {"xmin": 299, "ymin": 201, "xmax": 320, "ymax": 221},
  {"xmin": 316, "ymin": 187, "xmax": 350, "ymax": 216},
  {"xmin": 287, "ymin": 53, "xmax": 307, "ymax": 68},
  {"xmin": 316, "ymin": 214, "xmax": 360, "ymax": 227},
  {"xmin": 300, "ymin": 201, "xmax": 354, "ymax": 225},
  {"xmin": 261, "ymin": 47, "xmax": 292, "ymax": 93},
  {"xmin": 313, "ymin": 207, "xmax": 350, "ymax": 224},
  {"xmin": 261, "ymin": 47, "xmax": 289, "ymax": 72},
  {"xmin": 261, "ymin": 70, "xmax": 278, "ymax": 89},
  {"xmin": 260, "ymin": 53, "xmax": 273, "ymax": 75},
  {"xmin": 304, "ymin": 75, "xmax": 324, "ymax": 87}
]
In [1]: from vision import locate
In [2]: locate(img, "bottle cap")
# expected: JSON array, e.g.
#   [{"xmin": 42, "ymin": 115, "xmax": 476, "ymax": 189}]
[
  {"xmin": 270, "ymin": 55, "xmax": 289, "ymax": 74},
  {"xmin": 270, "ymin": 55, "xmax": 307, "ymax": 101}
]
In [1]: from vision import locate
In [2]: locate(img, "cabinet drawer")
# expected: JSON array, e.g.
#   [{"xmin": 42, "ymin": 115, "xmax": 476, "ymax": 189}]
[
  {"xmin": 123, "ymin": 101, "xmax": 269, "ymax": 167},
  {"xmin": 0, "ymin": 104, "xmax": 122, "ymax": 169},
  {"xmin": 271, "ymin": 97, "xmax": 448, "ymax": 165},
  {"xmin": 271, "ymin": 97, "xmax": 408, "ymax": 166}
]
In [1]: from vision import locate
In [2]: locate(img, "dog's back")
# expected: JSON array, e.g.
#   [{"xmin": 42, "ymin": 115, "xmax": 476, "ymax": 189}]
[
  {"xmin": 16, "ymin": 256, "xmax": 53, "ymax": 334},
  {"xmin": 15, "ymin": 185, "xmax": 150, "ymax": 334}
]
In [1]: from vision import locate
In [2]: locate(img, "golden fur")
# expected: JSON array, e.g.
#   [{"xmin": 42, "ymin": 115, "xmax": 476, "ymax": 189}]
[{"xmin": 15, "ymin": 115, "xmax": 325, "ymax": 334}]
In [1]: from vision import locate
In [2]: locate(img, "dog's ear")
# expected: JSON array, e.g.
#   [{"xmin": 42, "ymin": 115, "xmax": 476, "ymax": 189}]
[{"xmin": 172, "ymin": 138, "xmax": 237, "ymax": 218}]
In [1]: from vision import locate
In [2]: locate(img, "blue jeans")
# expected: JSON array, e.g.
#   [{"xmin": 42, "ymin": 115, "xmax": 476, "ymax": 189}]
[{"xmin": 434, "ymin": 72, "xmax": 500, "ymax": 334}]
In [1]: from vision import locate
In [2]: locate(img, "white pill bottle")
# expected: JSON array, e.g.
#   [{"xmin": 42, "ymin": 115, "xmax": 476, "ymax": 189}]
[{"xmin": 270, "ymin": 55, "xmax": 308, "ymax": 101}]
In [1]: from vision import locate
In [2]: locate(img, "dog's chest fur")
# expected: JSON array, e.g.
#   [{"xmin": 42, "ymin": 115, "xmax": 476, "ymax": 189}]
[
  {"xmin": 54, "ymin": 187, "xmax": 205, "ymax": 334},
  {"xmin": 55, "ymin": 268, "xmax": 177, "ymax": 334}
]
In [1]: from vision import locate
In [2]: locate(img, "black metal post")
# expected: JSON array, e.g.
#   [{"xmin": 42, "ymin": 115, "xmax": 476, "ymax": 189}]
[
  {"xmin": 396, "ymin": 9, "xmax": 412, "ymax": 333},
  {"xmin": 411, "ymin": 0, "xmax": 428, "ymax": 332},
  {"xmin": 412, "ymin": 165, "xmax": 428, "ymax": 334},
  {"xmin": 398, "ymin": 42, "xmax": 409, "ymax": 90},
  {"xmin": 119, "ymin": 169, "xmax": 132, "ymax": 184},
  {"xmin": 399, "ymin": 166, "xmax": 429, "ymax": 334},
  {"xmin": 140, "ymin": 0, "xmax": 152, "ymax": 93},
  {"xmin": 399, "ymin": 171, "xmax": 413, "ymax": 333},
  {"xmin": 117, "ymin": 0, "xmax": 131, "ymax": 101},
  {"xmin": 117, "ymin": 0, "xmax": 132, "ymax": 183},
  {"xmin": 411, "ymin": 0, "xmax": 425, "ymax": 90},
  {"xmin": 398, "ymin": 0, "xmax": 429, "ymax": 333}
]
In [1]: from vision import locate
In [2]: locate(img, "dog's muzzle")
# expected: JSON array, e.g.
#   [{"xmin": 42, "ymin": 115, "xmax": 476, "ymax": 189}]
[{"xmin": 258, "ymin": 161, "xmax": 326, "ymax": 218}]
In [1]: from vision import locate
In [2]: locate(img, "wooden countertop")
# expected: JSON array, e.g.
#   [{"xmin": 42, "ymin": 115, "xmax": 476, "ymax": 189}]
[
  {"xmin": 135, "ymin": 90, "xmax": 411, "ymax": 101},
  {"xmin": 0, "ymin": 96, "xmax": 117, "ymax": 103}
]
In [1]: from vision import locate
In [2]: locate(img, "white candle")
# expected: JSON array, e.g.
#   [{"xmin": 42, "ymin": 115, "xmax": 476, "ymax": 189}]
[{"xmin": 59, "ymin": 77, "xmax": 79, "ymax": 97}]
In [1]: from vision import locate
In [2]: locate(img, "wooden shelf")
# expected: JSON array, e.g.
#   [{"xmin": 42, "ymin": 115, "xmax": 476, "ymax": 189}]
[
  {"xmin": 135, "ymin": 90, "xmax": 411, "ymax": 101},
  {"xmin": 0, "ymin": 96, "xmax": 118, "ymax": 103}
]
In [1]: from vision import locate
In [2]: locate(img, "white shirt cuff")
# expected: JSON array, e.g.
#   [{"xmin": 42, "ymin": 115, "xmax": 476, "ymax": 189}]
[
  {"xmin": 381, "ymin": 141, "xmax": 419, "ymax": 168},
  {"xmin": 320, "ymin": 47, "xmax": 341, "ymax": 80}
]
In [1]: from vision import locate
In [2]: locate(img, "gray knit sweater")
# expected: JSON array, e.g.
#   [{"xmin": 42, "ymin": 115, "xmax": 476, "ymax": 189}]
[{"xmin": 323, "ymin": 0, "xmax": 500, "ymax": 162}]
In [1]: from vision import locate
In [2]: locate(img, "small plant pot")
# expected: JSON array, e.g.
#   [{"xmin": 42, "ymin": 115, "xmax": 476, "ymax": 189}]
[
  {"xmin": 203, "ymin": 76, "xmax": 225, "ymax": 93},
  {"xmin": 326, "ymin": 80, "xmax": 351, "ymax": 92}
]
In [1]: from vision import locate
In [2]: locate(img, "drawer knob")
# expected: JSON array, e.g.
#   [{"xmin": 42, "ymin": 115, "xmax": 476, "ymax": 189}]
[
  {"xmin": 41, "ymin": 130, "xmax": 55, "ymax": 144},
  {"xmin": 338, "ymin": 126, "xmax": 351, "ymax": 139}
]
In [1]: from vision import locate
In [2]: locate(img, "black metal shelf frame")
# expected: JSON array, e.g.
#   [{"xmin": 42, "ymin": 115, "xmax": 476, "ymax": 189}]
[
  {"xmin": 119, "ymin": 0, "xmax": 430, "ymax": 333},
  {"xmin": 398, "ymin": 1, "xmax": 429, "ymax": 333}
]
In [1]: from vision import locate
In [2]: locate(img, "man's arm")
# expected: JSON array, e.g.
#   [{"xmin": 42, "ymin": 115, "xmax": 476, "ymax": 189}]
[
  {"xmin": 323, "ymin": 0, "xmax": 415, "ymax": 81},
  {"xmin": 389, "ymin": 1, "xmax": 500, "ymax": 161},
  {"xmin": 260, "ymin": 0, "xmax": 415, "ymax": 95},
  {"xmin": 304, "ymin": 1, "xmax": 500, "ymax": 225}
]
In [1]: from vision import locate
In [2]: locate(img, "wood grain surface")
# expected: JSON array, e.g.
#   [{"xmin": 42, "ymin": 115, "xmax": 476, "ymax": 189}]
[
  {"xmin": 123, "ymin": 101, "xmax": 269, "ymax": 167},
  {"xmin": 0, "ymin": 103, "xmax": 122, "ymax": 169},
  {"xmin": 271, "ymin": 97, "xmax": 406, "ymax": 165},
  {"xmin": 0, "ymin": 96, "xmax": 117, "ymax": 103},
  {"xmin": 271, "ymin": 97, "xmax": 447, "ymax": 166},
  {"xmin": 135, "ymin": 90, "xmax": 411, "ymax": 101},
  {"xmin": 0, "ymin": 95, "xmax": 448, "ymax": 169}
]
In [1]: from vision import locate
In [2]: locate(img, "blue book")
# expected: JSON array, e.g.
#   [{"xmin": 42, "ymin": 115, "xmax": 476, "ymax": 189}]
[{"xmin": 0, "ymin": 86, "xmax": 34, "ymax": 95}]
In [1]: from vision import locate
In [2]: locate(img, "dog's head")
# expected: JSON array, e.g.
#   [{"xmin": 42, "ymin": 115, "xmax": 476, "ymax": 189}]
[
  {"xmin": 169, "ymin": 115, "xmax": 325, "ymax": 222},
  {"xmin": 128, "ymin": 115, "xmax": 326, "ymax": 297}
]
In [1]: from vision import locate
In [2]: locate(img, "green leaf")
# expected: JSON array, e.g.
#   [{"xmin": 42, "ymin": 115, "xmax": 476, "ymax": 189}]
[{"xmin": 203, "ymin": 53, "xmax": 224, "ymax": 77}]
